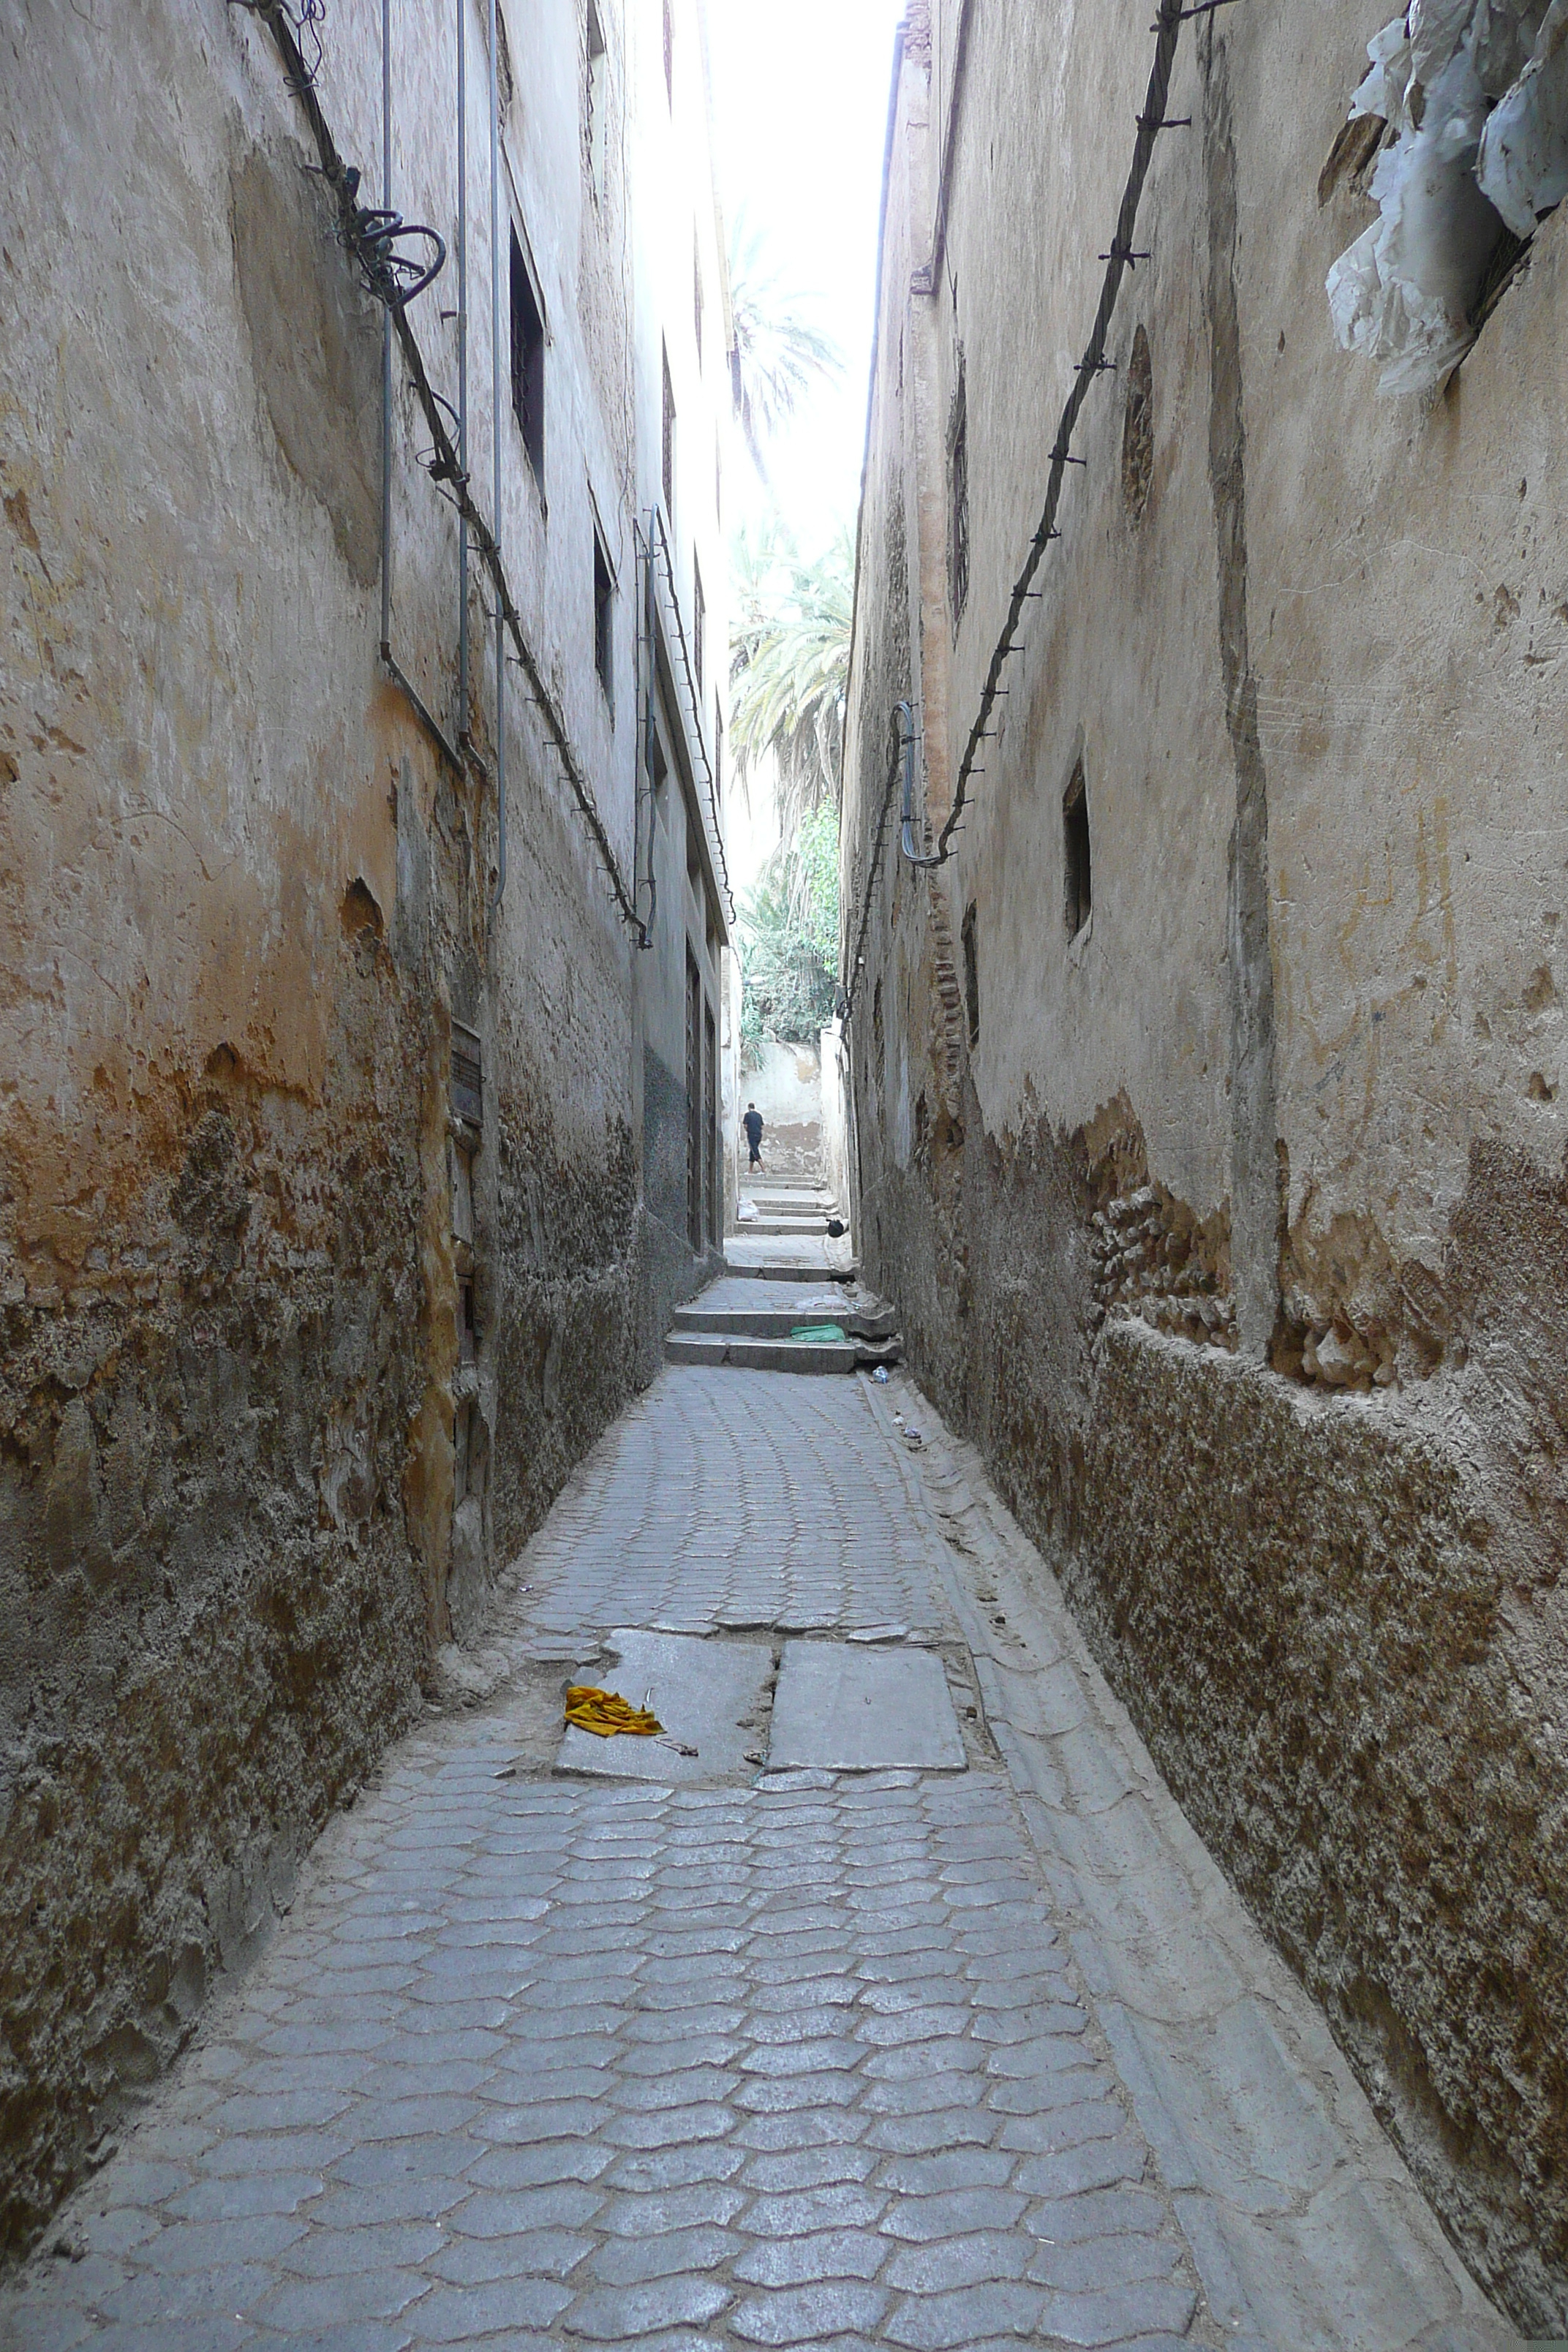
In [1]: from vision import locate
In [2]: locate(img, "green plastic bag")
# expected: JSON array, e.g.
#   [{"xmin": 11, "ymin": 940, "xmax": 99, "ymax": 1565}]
[{"xmin": 791, "ymin": 1322, "xmax": 847, "ymax": 1343}]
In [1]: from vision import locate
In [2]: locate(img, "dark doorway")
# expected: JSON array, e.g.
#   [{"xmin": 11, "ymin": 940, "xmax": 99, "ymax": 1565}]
[
  {"xmin": 685, "ymin": 947, "xmax": 703, "ymax": 1252},
  {"xmin": 704, "ymin": 1000, "xmax": 718, "ymax": 1247}
]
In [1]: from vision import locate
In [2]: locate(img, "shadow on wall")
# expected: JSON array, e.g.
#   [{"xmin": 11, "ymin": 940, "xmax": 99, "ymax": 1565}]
[{"xmin": 740, "ymin": 1039, "xmax": 823, "ymax": 1178}]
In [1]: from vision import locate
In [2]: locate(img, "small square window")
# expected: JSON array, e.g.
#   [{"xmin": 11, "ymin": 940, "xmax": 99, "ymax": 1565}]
[
  {"xmin": 510, "ymin": 229, "xmax": 545, "ymax": 490},
  {"xmin": 593, "ymin": 524, "xmax": 614, "ymax": 712},
  {"xmin": 1063, "ymin": 761, "xmax": 1092, "ymax": 939}
]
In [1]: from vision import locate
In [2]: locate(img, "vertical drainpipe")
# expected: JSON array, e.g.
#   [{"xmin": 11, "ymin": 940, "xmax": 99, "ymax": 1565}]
[
  {"xmin": 380, "ymin": 0, "xmax": 393, "ymax": 663},
  {"xmin": 456, "ymin": 0, "xmax": 469, "ymax": 739},
  {"xmin": 488, "ymin": 0, "xmax": 507, "ymax": 920}
]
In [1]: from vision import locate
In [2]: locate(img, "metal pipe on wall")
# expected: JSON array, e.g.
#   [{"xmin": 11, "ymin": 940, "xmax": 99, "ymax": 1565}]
[
  {"xmin": 488, "ymin": 0, "xmax": 507, "ymax": 918},
  {"xmin": 456, "ymin": 0, "xmax": 469, "ymax": 739},
  {"xmin": 380, "ymin": 0, "xmax": 393, "ymax": 659}
]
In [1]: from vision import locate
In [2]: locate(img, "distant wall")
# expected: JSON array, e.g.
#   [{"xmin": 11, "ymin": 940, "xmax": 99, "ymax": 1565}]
[
  {"xmin": 821, "ymin": 1022, "xmax": 851, "ymax": 1212},
  {"xmin": 739, "ymin": 1041, "xmax": 823, "ymax": 1178}
]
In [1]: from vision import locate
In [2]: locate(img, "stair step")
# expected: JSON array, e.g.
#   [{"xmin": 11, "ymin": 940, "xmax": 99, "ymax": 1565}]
[
  {"xmin": 674, "ymin": 1305, "xmax": 898, "ymax": 1341},
  {"xmin": 736, "ymin": 1220, "xmax": 840, "ymax": 1237},
  {"xmin": 665, "ymin": 1332, "xmax": 861, "ymax": 1373},
  {"xmin": 723, "ymin": 1259, "xmax": 858, "ymax": 1281}
]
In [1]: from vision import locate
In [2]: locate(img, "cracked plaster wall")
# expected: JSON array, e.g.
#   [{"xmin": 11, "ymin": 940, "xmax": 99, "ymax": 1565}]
[{"xmin": 844, "ymin": 0, "xmax": 1568, "ymax": 2331}]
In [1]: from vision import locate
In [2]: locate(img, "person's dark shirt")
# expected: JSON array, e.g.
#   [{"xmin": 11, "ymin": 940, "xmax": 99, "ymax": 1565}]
[{"xmin": 742, "ymin": 1109, "xmax": 764, "ymax": 1147}]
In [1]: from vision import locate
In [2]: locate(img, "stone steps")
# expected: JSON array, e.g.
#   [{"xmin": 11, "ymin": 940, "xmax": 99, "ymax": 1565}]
[
  {"xmin": 674, "ymin": 1303, "xmax": 897, "ymax": 1341},
  {"xmin": 665, "ymin": 1276, "xmax": 901, "ymax": 1373},
  {"xmin": 664, "ymin": 1331, "xmax": 862, "ymax": 1373}
]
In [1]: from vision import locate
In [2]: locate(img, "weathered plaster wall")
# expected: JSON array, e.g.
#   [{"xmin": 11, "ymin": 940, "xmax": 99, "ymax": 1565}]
[
  {"xmin": 843, "ymin": 0, "xmax": 1568, "ymax": 2328},
  {"xmin": 739, "ymin": 1040, "xmax": 824, "ymax": 1180},
  {"xmin": 0, "ymin": 0, "xmax": 731, "ymax": 2254}
]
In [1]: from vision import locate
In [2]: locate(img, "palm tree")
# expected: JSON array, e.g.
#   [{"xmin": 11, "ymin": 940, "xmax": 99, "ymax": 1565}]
[
  {"xmin": 729, "ymin": 522, "xmax": 853, "ymax": 841},
  {"xmin": 727, "ymin": 218, "xmax": 842, "ymax": 481}
]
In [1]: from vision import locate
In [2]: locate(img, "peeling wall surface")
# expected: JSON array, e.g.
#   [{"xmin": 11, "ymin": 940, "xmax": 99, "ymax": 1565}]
[
  {"xmin": 841, "ymin": 0, "xmax": 1568, "ymax": 2331},
  {"xmin": 0, "ymin": 0, "xmax": 731, "ymax": 2253}
]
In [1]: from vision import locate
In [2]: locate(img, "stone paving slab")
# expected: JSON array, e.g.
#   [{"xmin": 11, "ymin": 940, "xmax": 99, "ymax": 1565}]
[
  {"xmin": 555, "ymin": 1632, "xmax": 774, "ymax": 1785},
  {"xmin": 768, "ymin": 1646, "xmax": 967, "ymax": 1776},
  {"xmin": 0, "ymin": 1765, "xmax": 1205, "ymax": 2351}
]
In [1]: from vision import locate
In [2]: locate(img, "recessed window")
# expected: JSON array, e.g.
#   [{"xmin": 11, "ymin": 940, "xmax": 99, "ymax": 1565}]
[
  {"xmin": 949, "ymin": 361, "xmax": 969, "ymax": 625},
  {"xmin": 693, "ymin": 553, "xmax": 705, "ymax": 698},
  {"xmin": 961, "ymin": 902, "xmax": 979, "ymax": 1046},
  {"xmin": 510, "ymin": 228, "xmax": 545, "ymax": 490},
  {"xmin": 1122, "ymin": 325, "xmax": 1153, "ymax": 524},
  {"xmin": 1063, "ymin": 761, "xmax": 1091, "ymax": 940},
  {"xmin": 662, "ymin": 0, "xmax": 673, "ymax": 104},
  {"xmin": 661, "ymin": 342, "xmax": 675, "ymax": 519},
  {"xmin": 586, "ymin": 0, "xmax": 607, "ymax": 197},
  {"xmin": 593, "ymin": 523, "xmax": 614, "ymax": 711}
]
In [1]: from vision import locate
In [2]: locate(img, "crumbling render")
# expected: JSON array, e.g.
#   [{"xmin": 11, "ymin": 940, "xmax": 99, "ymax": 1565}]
[
  {"xmin": 1090, "ymin": 1183, "xmax": 1238, "ymax": 1349},
  {"xmin": 1326, "ymin": 0, "xmax": 1568, "ymax": 392}
]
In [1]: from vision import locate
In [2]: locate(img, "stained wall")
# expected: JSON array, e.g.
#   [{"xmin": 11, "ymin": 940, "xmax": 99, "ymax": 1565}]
[
  {"xmin": 0, "ymin": 0, "xmax": 730, "ymax": 2250},
  {"xmin": 842, "ymin": 1, "xmax": 1568, "ymax": 2329}
]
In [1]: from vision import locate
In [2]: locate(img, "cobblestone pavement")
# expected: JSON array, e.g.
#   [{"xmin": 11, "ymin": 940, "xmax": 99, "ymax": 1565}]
[
  {"xmin": 519, "ymin": 1371, "xmax": 954, "ymax": 1648},
  {"xmin": 0, "ymin": 1367, "xmax": 1518, "ymax": 2352}
]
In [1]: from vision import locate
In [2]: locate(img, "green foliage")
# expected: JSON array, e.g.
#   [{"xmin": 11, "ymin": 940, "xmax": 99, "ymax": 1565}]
[
  {"xmin": 736, "ymin": 807, "xmax": 842, "ymax": 1062},
  {"xmin": 729, "ymin": 522, "xmax": 853, "ymax": 840},
  {"xmin": 727, "ymin": 219, "xmax": 843, "ymax": 482}
]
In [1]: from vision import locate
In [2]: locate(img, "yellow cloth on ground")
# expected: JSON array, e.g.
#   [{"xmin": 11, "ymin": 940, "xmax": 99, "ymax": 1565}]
[{"xmin": 564, "ymin": 1684, "xmax": 663, "ymax": 1738}]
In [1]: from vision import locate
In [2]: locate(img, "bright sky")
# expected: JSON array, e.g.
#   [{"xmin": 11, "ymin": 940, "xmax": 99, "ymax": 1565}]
[{"xmin": 705, "ymin": 0, "xmax": 905, "ymax": 563}]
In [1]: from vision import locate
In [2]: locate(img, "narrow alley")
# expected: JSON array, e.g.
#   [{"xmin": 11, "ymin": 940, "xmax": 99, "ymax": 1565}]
[
  {"xmin": 5, "ymin": 0, "xmax": 1567, "ymax": 2335},
  {"xmin": 0, "ymin": 1202, "xmax": 1516, "ymax": 2349}
]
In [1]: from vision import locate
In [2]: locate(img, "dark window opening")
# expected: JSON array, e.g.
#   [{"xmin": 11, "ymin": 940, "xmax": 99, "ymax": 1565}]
[
  {"xmin": 686, "ymin": 804, "xmax": 702, "ymax": 889},
  {"xmin": 586, "ymin": 0, "xmax": 607, "ymax": 196},
  {"xmin": 872, "ymin": 978, "xmax": 884, "ymax": 1088},
  {"xmin": 593, "ymin": 524, "xmax": 614, "ymax": 710},
  {"xmin": 510, "ymin": 229, "xmax": 545, "ymax": 489},
  {"xmin": 661, "ymin": 344, "xmax": 675, "ymax": 519},
  {"xmin": 949, "ymin": 363, "xmax": 969, "ymax": 624},
  {"xmin": 459, "ymin": 1277, "xmax": 478, "ymax": 1365},
  {"xmin": 914, "ymin": 1090, "xmax": 929, "ymax": 1153},
  {"xmin": 650, "ymin": 728, "xmax": 668, "ymax": 821},
  {"xmin": 693, "ymin": 553, "xmax": 705, "ymax": 698},
  {"xmin": 1122, "ymin": 324, "xmax": 1153, "ymax": 524},
  {"xmin": 662, "ymin": 0, "xmax": 673, "ymax": 104},
  {"xmin": 961, "ymin": 902, "xmax": 980, "ymax": 1046},
  {"xmin": 1063, "ymin": 761, "xmax": 1092, "ymax": 940}
]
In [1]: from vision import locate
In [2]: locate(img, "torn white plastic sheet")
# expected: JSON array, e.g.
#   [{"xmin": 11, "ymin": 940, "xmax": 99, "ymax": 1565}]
[
  {"xmin": 1477, "ymin": 0, "xmax": 1568, "ymax": 232},
  {"xmin": 1327, "ymin": 0, "xmax": 1566, "ymax": 393}
]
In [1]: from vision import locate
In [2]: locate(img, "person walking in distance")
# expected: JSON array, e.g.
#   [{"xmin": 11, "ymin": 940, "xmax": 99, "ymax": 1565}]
[{"xmin": 742, "ymin": 1101, "xmax": 764, "ymax": 1171}]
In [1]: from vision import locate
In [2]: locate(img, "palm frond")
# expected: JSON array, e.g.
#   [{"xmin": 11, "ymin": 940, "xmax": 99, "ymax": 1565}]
[{"xmin": 729, "ymin": 524, "xmax": 853, "ymax": 832}]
